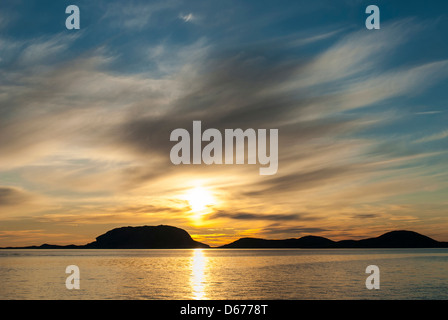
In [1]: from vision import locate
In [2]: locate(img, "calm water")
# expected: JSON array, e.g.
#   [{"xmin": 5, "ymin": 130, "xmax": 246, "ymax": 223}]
[{"xmin": 0, "ymin": 248, "xmax": 447, "ymax": 300}]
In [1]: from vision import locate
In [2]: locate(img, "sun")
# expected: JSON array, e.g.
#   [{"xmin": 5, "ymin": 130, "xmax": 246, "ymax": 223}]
[{"xmin": 185, "ymin": 186, "xmax": 215, "ymax": 214}]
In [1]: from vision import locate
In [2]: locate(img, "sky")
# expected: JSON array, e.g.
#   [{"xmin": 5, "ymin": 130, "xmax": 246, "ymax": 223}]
[{"xmin": 1, "ymin": 0, "xmax": 448, "ymax": 247}]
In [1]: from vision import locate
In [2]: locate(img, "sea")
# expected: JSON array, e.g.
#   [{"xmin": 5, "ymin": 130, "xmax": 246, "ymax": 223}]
[{"xmin": 0, "ymin": 248, "xmax": 447, "ymax": 300}]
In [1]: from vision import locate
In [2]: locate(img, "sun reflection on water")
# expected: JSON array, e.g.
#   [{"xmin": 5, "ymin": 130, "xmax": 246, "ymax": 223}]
[{"xmin": 190, "ymin": 249, "xmax": 208, "ymax": 300}]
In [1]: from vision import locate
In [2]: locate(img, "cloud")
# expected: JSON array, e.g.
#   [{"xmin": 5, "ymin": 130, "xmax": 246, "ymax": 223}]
[
  {"xmin": 288, "ymin": 28, "xmax": 346, "ymax": 47},
  {"xmin": 179, "ymin": 13, "xmax": 195, "ymax": 22},
  {"xmin": 414, "ymin": 130, "xmax": 448, "ymax": 144},
  {"xmin": 352, "ymin": 213, "xmax": 381, "ymax": 219},
  {"xmin": 102, "ymin": 1, "xmax": 177, "ymax": 30},
  {"xmin": 3, "ymin": 19, "xmax": 443, "ymax": 181},
  {"xmin": 243, "ymin": 165, "xmax": 359, "ymax": 197},
  {"xmin": 261, "ymin": 225, "xmax": 328, "ymax": 237},
  {"xmin": 17, "ymin": 34, "xmax": 79, "ymax": 67},
  {"xmin": 106, "ymin": 20, "xmax": 448, "ymax": 180},
  {"xmin": 0, "ymin": 9, "xmax": 15, "ymax": 31},
  {"xmin": 209, "ymin": 210, "xmax": 308, "ymax": 221},
  {"xmin": 0, "ymin": 49, "xmax": 179, "ymax": 169},
  {"xmin": 414, "ymin": 111, "xmax": 443, "ymax": 115},
  {"xmin": 111, "ymin": 203, "xmax": 189, "ymax": 215},
  {"xmin": 287, "ymin": 20, "xmax": 416, "ymax": 91},
  {"xmin": 1, "ymin": 19, "xmax": 444, "ymax": 204},
  {"xmin": 0, "ymin": 187, "xmax": 31, "ymax": 207}
]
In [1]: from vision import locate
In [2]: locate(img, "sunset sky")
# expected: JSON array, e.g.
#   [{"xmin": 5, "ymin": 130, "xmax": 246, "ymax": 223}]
[{"xmin": 1, "ymin": 0, "xmax": 448, "ymax": 247}]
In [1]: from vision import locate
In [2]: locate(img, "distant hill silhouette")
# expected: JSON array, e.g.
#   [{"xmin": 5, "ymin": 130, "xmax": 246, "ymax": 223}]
[
  {"xmin": 220, "ymin": 235, "xmax": 335, "ymax": 248},
  {"xmin": 220, "ymin": 230, "xmax": 448, "ymax": 248},
  {"xmin": 1, "ymin": 225, "xmax": 209, "ymax": 249},
  {"xmin": 84, "ymin": 225, "xmax": 209, "ymax": 249},
  {"xmin": 336, "ymin": 230, "xmax": 441, "ymax": 248},
  {"xmin": 1, "ymin": 227, "xmax": 447, "ymax": 249}
]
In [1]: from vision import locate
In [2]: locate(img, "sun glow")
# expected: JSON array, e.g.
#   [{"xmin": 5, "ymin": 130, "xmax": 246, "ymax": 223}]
[{"xmin": 185, "ymin": 186, "xmax": 215, "ymax": 214}]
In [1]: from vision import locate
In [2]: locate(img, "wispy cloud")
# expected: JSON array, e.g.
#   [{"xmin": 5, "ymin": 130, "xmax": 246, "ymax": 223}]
[
  {"xmin": 414, "ymin": 130, "xmax": 448, "ymax": 143},
  {"xmin": 414, "ymin": 111, "xmax": 443, "ymax": 115},
  {"xmin": 102, "ymin": 1, "xmax": 177, "ymax": 30},
  {"xmin": 0, "ymin": 186, "xmax": 30, "ymax": 207},
  {"xmin": 210, "ymin": 210, "xmax": 308, "ymax": 221},
  {"xmin": 179, "ymin": 13, "xmax": 195, "ymax": 22}
]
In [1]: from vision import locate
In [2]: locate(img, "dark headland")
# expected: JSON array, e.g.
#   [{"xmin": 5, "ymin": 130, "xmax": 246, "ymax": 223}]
[
  {"xmin": 1, "ymin": 225, "xmax": 209, "ymax": 249},
  {"xmin": 1, "ymin": 225, "xmax": 447, "ymax": 249}
]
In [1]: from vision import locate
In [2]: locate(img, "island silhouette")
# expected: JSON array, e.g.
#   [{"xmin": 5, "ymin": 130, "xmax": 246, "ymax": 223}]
[
  {"xmin": 220, "ymin": 230, "xmax": 448, "ymax": 248},
  {"xmin": 1, "ymin": 225, "xmax": 447, "ymax": 249}
]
